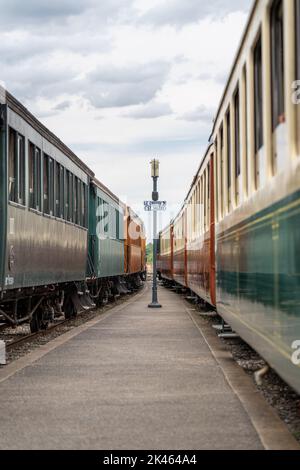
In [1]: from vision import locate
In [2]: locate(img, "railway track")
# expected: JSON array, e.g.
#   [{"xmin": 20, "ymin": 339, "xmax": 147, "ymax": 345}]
[{"xmin": 5, "ymin": 319, "xmax": 68, "ymax": 351}]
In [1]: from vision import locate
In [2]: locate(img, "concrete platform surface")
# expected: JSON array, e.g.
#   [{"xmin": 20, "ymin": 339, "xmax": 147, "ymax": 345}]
[{"xmin": 0, "ymin": 284, "xmax": 281, "ymax": 450}]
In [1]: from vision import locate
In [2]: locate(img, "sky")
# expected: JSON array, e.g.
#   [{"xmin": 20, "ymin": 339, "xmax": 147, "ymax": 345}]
[{"xmin": 0, "ymin": 0, "xmax": 253, "ymax": 239}]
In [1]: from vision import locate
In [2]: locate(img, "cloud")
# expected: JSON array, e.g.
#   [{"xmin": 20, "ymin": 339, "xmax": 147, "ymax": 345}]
[
  {"xmin": 0, "ymin": 0, "xmax": 94, "ymax": 28},
  {"xmin": 85, "ymin": 62, "xmax": 170, "ymax": 108},
  {"xmin": 178, "ymin": 105, "xmax": 215, "ymax": 123},
  {"xmin": 1, "ymin": 57, "xmax": 81, "ymax": 101},
  {"xmin": 0, "ymin": 31, "xmax": 111, "ymax": 65},
  {"xmin": 124, "ymin": 101, "xmax": 173, "ymax": 119},
  {"xmin": 53, "ymin": 100, "xmax": 72, "ymax": 111},
  {"xmin": 0, "ymin": 0, "xmax": 133, "ymax": 29},
  {"xmin": 139, "ymin": 0, "xmax": 253, "ymax": 27}
]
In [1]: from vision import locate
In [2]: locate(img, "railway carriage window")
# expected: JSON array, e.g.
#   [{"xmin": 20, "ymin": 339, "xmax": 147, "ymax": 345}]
[
  {"xmin": 97, "ymin": 197, "xmax": 102, "ymax": 233},
  {"xmin": 17, "ymin": 135, "xmax": 25, "ymax": 205},
  {"xmin": 8, "ymin": 128, "xmax": 17, "ymax": 202},
  {"xmin": 197, "ymin": 181, "xmax": 200, "ymax": 234},
  {"xmin": 28, "ymin": 145, "xmax": 34, "ymax": 205},
  {"xmin": 271, "ymin": 0, "xmax": 285, "ymax": 130},
  {"xmin": 64, "ymin": 170, "xmax": 69, "ymax": 220},
  {"xmin": 36, "ymin": 148, "xmax": 41, "ymax": 210},
  {"xmin": 200, "ymin": 175, "xmax": 204, "ymax": 233},
  {"xmin": 84, "ymin": 184, "xmax": 88, "ymax": 228},
  {"xmin": 77, "ymin": 179, "xmax": 82, "ymax": 226},
  {"xmin": 204, "ymin": 171, "xmax": 207, "ymax": 231},
  {"xmin": 55, "ymin": 162, "xmax": 61, "ymax": 218},
  {"xmin": 116, "ymin": 209, "xmax": 120, "ymax": 240},
  {"xmin": 8, "ymin": 128, "xmax": 25, "ymax": 205},
  {"xmin": 60, "ymin": 166, "xmax": 64, "ymax": 219},
  {"xmin": 76, "ymin": 177, "xmax": 79, "ymax": 224},
  {"xmin": 75, "ymin": 178, "xmax": 79, "ymax": 225},
  {"xmin": 243, "ymin": 65, "xmax": 249, "ymax": 194},
  {"xmin": 74, "ymin": 176, "xmax": 78, "ymax": 225},
  {"xmin": 234, "ymin": 89, "xmax": 241, "ymax": 179},
  {"xmin": 254, "ymin": 36, "xmax": 263, "ymax": 153},
  {"xmin": 68, "ymin": 172, "xmax": 73, "ymax": 222},
  {"xmin": 28, "ymin": 142, "xmax": 41, "ymax": 211},
  {"xmin": 49, "ymin": 157, "xmax": 54, "ymax": 216},
  {"xmin": 254, "ymin": 35, "xmax": 263, "ymax": 189},
  {"xmin": 208, "ymin": 163, "xmax": 210, "ymax": 227},
  {"xmin": 81, "ymin": 183, "xmax": 86, "ymax": 227},
  {"xmin": 226, "ymin": 110, "xmax": 231, "ymax": 209},
  {"xmin": 193, "ymin": 191, "xmax": 196, "ymax": 237},
  {"xmin": 43, "ymin": 154, "xmax": 49, "ymax": 214},
  {"xmin": 220, "ymin": 126, "xmax": 224, "ymax": 217}
]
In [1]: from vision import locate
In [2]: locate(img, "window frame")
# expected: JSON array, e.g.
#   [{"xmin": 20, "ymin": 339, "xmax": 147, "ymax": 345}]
[
  {"xmin": 226, "ymin": 109, "xmax": 231, "ymax": 196},
  {"xmin": 8, "ymin": 127, "xmax": 26, "ymax": 206},
  {"xmin": 28, "ymin": 141, "xmax": 41, "ymax": 211},
  {"xmin": 207, "ymin": 162, "xmax": 210, "ymax": 228},
  {"xmin": 8, "ymin": 127, "xmax": 18, "ymax": 203},
  {"xmin": 49, "ymin": 157, "xmax": 54, "ymax": 216},
  {"xmin": 68, "ymin": 172, "xmax": 73, "ymax": 223},
  {"xmin": 59, "ymin": 165, "xmax": 64, "ymax": 219},
  {"xmin": 55, "ymin": 161, "xmax": 61, "ymax": 218},
  {"xmin": 43, "ymin": 153, "xmax": 49, "ymax": 214},
  {"xmin": 234, "ymin": 88, "xmax": 241, "ymax": 179},
  {"xmin": 270, "ymin": 0, "xmax": 285, "ymax": 130},
  {"xmin": 220, "ymin": 126, "xmax": 224, "ymax": 217},
  {"xmin": 215, "ymin": 138, "xmax": 219, "ymax": 221},
  {"xmin": 17, "ymin": 134, "xmax": 25, "ymax": 206},
  {"xmin": 254, "ymin": 33, "xmax": 264, "ymax": 153}
]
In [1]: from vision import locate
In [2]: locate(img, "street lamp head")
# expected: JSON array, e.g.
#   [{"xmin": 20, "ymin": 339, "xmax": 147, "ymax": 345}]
[{"xmin": 151, "ymin": 159, "xmax": 160, "ymax": 178}]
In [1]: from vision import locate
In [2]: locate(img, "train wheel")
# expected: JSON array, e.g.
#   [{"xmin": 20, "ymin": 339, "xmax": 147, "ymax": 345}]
[
  {"xmin": 99, "ymin": 288, "xmax": 109, "ymax": 306},
  {"xmin": 64, "ymin": 296, "xmax": 76, "ymax": 319},
  {"xmin": 30, "ymin": 307, "xmax": 49, "ymax": 333},
  {"xmin": 30, "ymin": 311, "xmax": 41, "ymax": 333}
]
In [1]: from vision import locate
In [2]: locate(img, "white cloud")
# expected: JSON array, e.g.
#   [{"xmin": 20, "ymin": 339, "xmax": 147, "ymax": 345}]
[
  {"xmin": 0, "ymin": 0, "xmax": 133, "ymax": 28},
  {"xmin": 138, "ymin": 0, "xmax": 253, "ymax": 26},
  {"xmin": 178, "ymin": 105, "xmax": 215, "ymax": 123},
  {"xmin": 124, "ymin": 101, "xmax": 172, "ymax": 119},
  {"xmin": 85, "ymin": 61, "xmax": 171, "ymax": 108}
]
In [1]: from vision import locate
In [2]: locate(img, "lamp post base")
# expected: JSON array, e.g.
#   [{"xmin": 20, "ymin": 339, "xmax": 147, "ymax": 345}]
[{"xmin": 148, "ymin": 302, "xmax": 162, "ymax": 309}]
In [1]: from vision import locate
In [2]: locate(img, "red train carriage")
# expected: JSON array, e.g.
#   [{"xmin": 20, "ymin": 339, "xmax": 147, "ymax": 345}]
[
  {"xmin": 159, "ymin": 146, "xmax": 216, "ymax": 306},
  {"xmin": 186, "ymin": 147, "xmax": 216, "ymax": 306},
  {"xmin": 124, "ymin": 206, "xmax": 146, "ymax": 278},
  {"xmin": 172, "ymin": 208, "xmax": 187, "ymax": 287}
]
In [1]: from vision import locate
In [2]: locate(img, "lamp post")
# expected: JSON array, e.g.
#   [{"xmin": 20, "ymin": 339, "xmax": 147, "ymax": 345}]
[{"xmin": 148, "ymin": 159, "xmax": 162, "ymax": 309}]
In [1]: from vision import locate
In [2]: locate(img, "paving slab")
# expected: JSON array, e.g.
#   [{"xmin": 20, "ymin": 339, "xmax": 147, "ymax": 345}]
[{"xmin": 0, "ymin": 284, "xmax": 267, "ymax": 450}]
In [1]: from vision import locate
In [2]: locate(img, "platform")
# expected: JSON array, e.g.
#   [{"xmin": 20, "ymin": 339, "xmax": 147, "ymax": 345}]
[{"xmin": 0, "ymin": 284, "xmax": 297, "ymax": 450}]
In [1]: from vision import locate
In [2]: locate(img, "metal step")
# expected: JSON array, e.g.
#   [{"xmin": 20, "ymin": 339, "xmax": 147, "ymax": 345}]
[
  {"xmin": 212, "ymin": 324, "xmax": 232, "ymax": 331},
  {"xmin": 218, "ymin": 332, "xmax": 240, "ymax": 339}
]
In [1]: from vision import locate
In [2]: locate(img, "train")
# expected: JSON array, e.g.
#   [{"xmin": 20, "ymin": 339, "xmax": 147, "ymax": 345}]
[
  {"xmin": 158, "ymin": 0, "xmax": 300, "ymax": 394},
  {"xmin": 0, "ymin": 88, "xmax": 146, "ymax": 333}
]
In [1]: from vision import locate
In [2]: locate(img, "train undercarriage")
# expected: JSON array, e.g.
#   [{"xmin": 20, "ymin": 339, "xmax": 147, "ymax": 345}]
[{"xmin": 0, "ymin": 273, "xmax": 145, "ymax": 333}]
